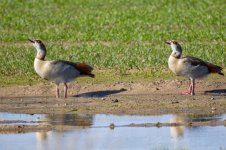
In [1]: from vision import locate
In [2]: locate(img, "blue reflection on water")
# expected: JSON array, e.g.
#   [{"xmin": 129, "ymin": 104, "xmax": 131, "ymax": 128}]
[{"xmin": 0, "ymin": 113, "xmax": 226, "ymax": 150}]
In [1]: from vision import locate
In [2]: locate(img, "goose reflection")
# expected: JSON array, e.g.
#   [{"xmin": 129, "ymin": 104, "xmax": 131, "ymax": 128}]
[
  {"xmin": 170, "ymin": 115, "xmax": 185, "ymax": 139},
  {"xmin": 170, "ymin": 113, "xmax": 222, "ymax": 140},
  {"xmin": 36, "ymin": 113, "xmax": 93, "ymax": 150}
]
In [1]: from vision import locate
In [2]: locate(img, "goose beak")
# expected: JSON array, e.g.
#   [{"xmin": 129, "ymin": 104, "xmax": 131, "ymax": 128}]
[
  {"xmin": 28, "ymin": 39, "xmax": 35, "ymax": 43},
  {"xmin": 165, "ymin": 41, "xmax": 171, "ymax": 45}
]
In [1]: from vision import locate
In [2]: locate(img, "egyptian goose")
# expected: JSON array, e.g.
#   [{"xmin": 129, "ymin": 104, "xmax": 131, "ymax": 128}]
[
  {"xmin": 29, "ymin": 39, "xmax": 95, "ymax": 98},
  {"xmin": 166, "ymin": 40, "xmax": 224, "ymax": 95}
]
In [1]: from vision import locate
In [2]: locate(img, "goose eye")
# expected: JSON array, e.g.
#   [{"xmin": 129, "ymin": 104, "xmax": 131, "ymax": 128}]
[{"xmin": 172, "ymin": 41, "xmax": 177, "ymax": 44}]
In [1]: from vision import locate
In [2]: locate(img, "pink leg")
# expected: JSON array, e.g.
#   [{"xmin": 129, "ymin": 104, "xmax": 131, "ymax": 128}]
[
  {"xmin": 56, "ymin": 84, "xmax": 60, "ymax": 98},
  {"xmin": 181, "ymin": 82, "xmax": 192, "ymax": 95},
  {"xmin": 190, "ymin": 79, "xmax": 195, "ymax": 96},
  {"xmin": 181, "ymin": 79, "xmax": 195, "ymax": 96},
  {"xmin": 181, "ymin": 85, "xmax": 191, "ymax": 94},
  {"xmin": 64, "ymin": 83, "xmax": 68, "ymax": 98}
]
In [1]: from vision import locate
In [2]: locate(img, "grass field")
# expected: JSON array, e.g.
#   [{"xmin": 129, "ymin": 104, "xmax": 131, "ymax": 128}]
[{"xmin": 0, "ymin": 0, "xmax": 225, "ymax": 85}]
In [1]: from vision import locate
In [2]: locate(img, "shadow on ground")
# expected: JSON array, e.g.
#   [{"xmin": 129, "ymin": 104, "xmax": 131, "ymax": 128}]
[
  {"xmin": 205, "ymin": 89, "xmax": 226, "ymax": 96},
  {"xmin": 73, "ymin": 88, "xmax": 127, "ymax": 98}
]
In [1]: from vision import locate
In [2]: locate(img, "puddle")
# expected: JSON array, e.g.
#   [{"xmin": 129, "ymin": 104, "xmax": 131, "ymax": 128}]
[
  {"xmin": 0, "ymin": 112, "xmax": 45, "ymax": 124},
  {"xmin": 0, "ymin": 112, "xmax": 226, "ymax": 149}
]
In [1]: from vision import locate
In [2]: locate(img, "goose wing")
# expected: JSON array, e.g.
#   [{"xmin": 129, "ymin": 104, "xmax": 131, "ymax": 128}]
[
  {"xmin": 181, "ymin": 56, "xmax": 223, "ymax": 77},
  {"xmin": 50, "ymin": 60, "xmax": 94, "ymax": 77}
]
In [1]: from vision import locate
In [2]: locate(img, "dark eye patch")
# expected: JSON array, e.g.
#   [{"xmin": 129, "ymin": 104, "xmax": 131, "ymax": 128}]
[
  {"xmin": 172, "ymin": 40, "xmax": 178, "ymax": 44},
  {"xmin": 36, "ymin": 40, "xmax": 42, "ymax": 43}
]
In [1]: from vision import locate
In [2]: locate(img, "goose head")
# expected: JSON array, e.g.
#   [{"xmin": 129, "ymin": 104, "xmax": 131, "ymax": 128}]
[
  {"xmin": 29, "ymin": 39, "xmax": 47, "ymax": 60},
  {"xmin": 165, "ymin": 40, "xmax": 182, "ymax": 58}
]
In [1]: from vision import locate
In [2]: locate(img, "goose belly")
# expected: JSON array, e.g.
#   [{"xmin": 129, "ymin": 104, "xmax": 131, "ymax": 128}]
[{"xmin": 34, "ymin": 59, "xmax": 80, "ymax": 84}]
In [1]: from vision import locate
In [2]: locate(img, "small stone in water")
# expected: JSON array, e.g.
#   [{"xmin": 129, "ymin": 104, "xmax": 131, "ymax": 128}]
[{"xmin": 109, "ymin": 123, "xmax": 115, "ymax": 129}]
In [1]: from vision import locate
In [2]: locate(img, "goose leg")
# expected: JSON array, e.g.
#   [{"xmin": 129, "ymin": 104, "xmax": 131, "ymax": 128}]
[
  {"xmin": 182, "ymin": 79, "xmax": 195, "ymax": 96},
  {"xmin": 190, "ymin": 79, "xmax": 195, "ymax": 96},
  {"xmin": 64, "ymin": 83, "xmax": 68, "ymax": 98},
  {"xmin": 181, "ymin": 81, "xmax": 192, "ymax": 95},
  {"xmin": 56, "ymin": 84, "xmax": 60, "ymax": 98}
]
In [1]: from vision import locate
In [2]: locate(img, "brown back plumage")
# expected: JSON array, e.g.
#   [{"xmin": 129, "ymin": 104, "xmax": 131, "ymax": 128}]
[
  {"xmin": 74, "ymin": 63, "xmax": 95, "ymax": 78},
  {"xmin": 206, "ymin": 63, "xmax": 224, "ymax": 76}
]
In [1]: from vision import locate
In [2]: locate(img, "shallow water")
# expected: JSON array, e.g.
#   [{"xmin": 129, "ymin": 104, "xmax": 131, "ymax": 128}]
[
  {"xmin": 0, "ymin": 112, "xmax": 45, "ymax": 124},
  {"xmin": 0, "ymin": 112, "xmax": 226, "ymax": 150}
]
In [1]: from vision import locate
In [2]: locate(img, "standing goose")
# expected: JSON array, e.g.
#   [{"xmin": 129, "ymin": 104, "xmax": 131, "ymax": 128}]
[
  {"xmin": 166, "ymin": 40, "xmax": 224, "ymax": 95},
  {"xmin": 29, "ymin": 39, "xmax": 95, "ymax": 98}
]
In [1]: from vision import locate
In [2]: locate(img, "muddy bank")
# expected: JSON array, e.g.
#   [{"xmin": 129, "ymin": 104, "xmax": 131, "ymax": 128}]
[
  {"xmin": 0, "ymin": 124, "xmax": 51, "ymax": 134},
  {"xmin": 0, "ymin": 79, "xmax": 226, "ymax": 115},
  {"xmin": 2, "ymin": 94, "xmax": 226, "ymax": 115}
]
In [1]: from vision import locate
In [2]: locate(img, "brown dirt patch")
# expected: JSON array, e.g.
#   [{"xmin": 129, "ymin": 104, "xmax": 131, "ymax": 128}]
[{"xmin": 0, "ymin": 79, "xmax": 226, "ymax": 115}]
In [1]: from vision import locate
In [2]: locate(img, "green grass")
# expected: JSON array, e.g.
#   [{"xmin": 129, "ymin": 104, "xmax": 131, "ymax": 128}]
[{"xmin": 0, "ymin": 0, "xmax": 225, "ymax": 85}]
